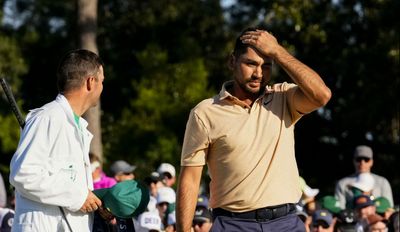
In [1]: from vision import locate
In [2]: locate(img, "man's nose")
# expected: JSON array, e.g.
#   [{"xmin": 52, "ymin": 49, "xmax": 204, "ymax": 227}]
[{"xmin": 253, "ymin": 66, "xmax": 263, "ymax": 78}]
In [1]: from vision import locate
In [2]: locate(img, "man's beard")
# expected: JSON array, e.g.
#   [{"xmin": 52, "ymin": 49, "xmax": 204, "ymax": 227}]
[{"xmin": 236, "ymin": 76, "xmax": 266, "ymax": 96}]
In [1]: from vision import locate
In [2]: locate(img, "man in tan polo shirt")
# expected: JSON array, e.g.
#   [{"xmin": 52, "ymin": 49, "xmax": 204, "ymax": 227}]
[{"xmin": 176, "ymin": 28, "xmax": 331, "ymax": 232}]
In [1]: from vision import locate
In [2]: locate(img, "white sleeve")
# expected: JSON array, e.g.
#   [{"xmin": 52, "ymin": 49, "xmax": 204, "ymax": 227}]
[{"xmin": 9, "ymin": 114, "xmax": 87, "ymax": 212}]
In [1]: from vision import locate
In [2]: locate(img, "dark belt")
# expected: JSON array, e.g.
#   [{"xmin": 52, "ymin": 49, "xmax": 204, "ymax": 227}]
[{"xmin": 212, "ymin": 203, "xmax": 296, "ymax": 222}]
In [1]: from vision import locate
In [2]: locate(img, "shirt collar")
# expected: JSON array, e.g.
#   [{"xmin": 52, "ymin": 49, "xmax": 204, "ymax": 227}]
[
  {"xmin": 56, "ymin": 94, "xmax": 89, "ymax": 129},
  {"xmin": 218, "ymin": 81, "xmax": 270, "ymax": 108}
]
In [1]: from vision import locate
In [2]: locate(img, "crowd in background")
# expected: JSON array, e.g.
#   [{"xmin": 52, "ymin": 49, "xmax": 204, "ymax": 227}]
[
  {"xmin": 90, "ymin": 144, "xmax": 398, "ymax": 232},
  {"xmin": 0, "ymin": 144, "xmax": 399, "ymax": 231},
  {"xmin": 293, "ymin": 145, "xmax": 398, "ymax": 232}
]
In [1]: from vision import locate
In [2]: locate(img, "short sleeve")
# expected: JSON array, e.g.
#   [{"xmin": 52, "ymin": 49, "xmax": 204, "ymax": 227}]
[
  {"xmin": 180, "ymin": 110, "xmax": 209, "ymax": 166},
  {"xmin": 283, "ymin": 83, "xmax": 303, "ymax": 123}
]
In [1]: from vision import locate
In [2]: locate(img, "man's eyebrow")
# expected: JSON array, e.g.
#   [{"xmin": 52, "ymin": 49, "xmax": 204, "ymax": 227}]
[{"xmin": 241, "ymin": 57, "xmax": 260, "ymax": 64}]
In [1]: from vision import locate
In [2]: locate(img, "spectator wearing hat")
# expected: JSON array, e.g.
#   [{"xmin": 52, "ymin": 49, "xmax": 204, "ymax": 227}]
[
  {"xmin": 335, "ymin": 145, "xmax": 393, "ymax": 210},
  {"xmin": 136, "ymin": 211, "xmax": 162, "ymax": 232},
  {"xmin": 374, "ymin": 197, "xmax": 394, "ymax": 220},
  {"xmin": 156, "ymin": 186, "xmax": 176, "ymax": 228},
  {"xmin": 320, "ymin": 195, "xmax": 342, "ymax": 217},
  {"xmin": 165, "ymin": 210, "xmax": 176, "ymax": 232},
  {"xmin": 365, "ymin": 214, "xmax": 388, "ymax": 232},
  {"xmin": 111, "ymin": 160, "xmax": 136, "ymax": 182},
  {"xmin": 354, "ymin": 195, "xmax": 377, "ymax": 221},
  {"xmin": 311, "ymin": 209, "xmax": 335, "ymax": 232},
  {"xmin": 335, "ymin": 209, "xmax": 357, "ymax": 232},
  {"xmin": 157, "ymin": 163, "xmax": 176, "ymax": 187},
  {"xmin": 349, "ymin": 172, "xmax": 375, "ymax": 197},
  {"xmin": 90, "ymin": 153, "xmax": 117, "ymax": 190},
  {"xmin": 196, "ymin": 195, "xmax": 209, "ymax": 209},
  {"xmin": 300, "ymin": 176, "xmax": 320, "ymax": 216},
  {"xmin": 319, "ymin": 196, "xmax": 356, "ymax": 232},
  {"xmin": 144, "ymin": 172, "xmax": 164, "ymax": 213},
  {"xmin": 145, "ymin": 172, "xmax": 164, "ymax": 198},
  {"xmin": 192, "ymin": 196, "xmax": 212, "ymax": 232}
]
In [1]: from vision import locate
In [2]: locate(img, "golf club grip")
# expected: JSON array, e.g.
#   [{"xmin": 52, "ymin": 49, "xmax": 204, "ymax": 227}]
[{"xmin": 0, "ymin": 78, "xmax": 26, "ymax": 129}]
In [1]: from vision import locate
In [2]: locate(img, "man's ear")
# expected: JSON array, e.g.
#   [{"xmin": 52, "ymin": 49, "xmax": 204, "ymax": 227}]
[
  {"xmin": 86, "ymin": 76, "xmax": 95, "ymax": 91},
  {"xmin": 228, "ymin": 54, "xmax": 236, "ymax": 70}
]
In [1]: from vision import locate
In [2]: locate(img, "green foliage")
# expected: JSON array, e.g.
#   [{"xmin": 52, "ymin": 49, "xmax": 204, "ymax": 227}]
[
  {"xmin": 97, "ymin": 0, "xmax": 228, "ymax": 175},
  {"xmin": 0, "ymin": 114, "xmax": 20, "ymax": 153},
  {"xmin": 1, "ymin": 0, "xmax": 398, "ymax": 202},
  {"xmin": 103, "ymin": 43, "xmax": 211, "ymax": 174},
  {"xmin": 0, "ymin": 36, "xmax": 27, "ymax": 88},
  {"xmin": 0, "ymin": 33, "xmax": 27, "ymax": 163}
]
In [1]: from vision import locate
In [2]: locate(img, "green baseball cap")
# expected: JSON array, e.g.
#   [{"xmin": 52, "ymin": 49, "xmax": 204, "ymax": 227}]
[
  {"xmin": 320, "ymin": 195, "xmax": 342, "ymax": 214},
  {"xmin": 94, "ymin": 180, "xmax": 150, "ymax": 218},
  {"xmin": 374, "ymin": 197, "xmax": 391, "ymax": 214}
]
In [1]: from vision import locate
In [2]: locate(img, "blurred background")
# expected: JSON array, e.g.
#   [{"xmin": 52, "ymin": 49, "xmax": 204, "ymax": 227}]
[{"xmin": 0, "ymin": 0, "xmax": 398, "ymax": 206}]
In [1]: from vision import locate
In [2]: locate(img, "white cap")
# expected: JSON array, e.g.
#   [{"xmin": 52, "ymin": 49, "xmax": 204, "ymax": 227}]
[
  {"xmin": 350, "ymin": 173, "xmax": 375, "ymax": 192},
  {"xmin": 157, "ymin": 163, "xmax": 176, "ymax": 177},
  {"xmin": 156, "ymin": 186, "xmax": 176, "ymax": 204},
  {"xmin": 90, "ymin": 161, "xmax": 101, "ymax": 173},
  {"xmin": 299, "ymin": 176, "xmax": 319, "ymax": 198},
  {"xmin": 303, "ymin": 185, "xmax": 319, "ymax": 198},
  {"xmin": 138, "ymin": 212, "xmax": 162, "ymax": 232}
]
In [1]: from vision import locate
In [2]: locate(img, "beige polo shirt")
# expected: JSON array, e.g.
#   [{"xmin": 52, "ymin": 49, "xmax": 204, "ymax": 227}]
[{"xmin": 181, "ymin": 81, "xmax": 303, "ymax": 212}]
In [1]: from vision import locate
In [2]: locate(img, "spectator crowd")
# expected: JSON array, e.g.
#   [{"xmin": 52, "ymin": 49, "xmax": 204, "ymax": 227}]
[{"xmin": 0, "ymin": 144, "xmax": 398, "ymax": 232}]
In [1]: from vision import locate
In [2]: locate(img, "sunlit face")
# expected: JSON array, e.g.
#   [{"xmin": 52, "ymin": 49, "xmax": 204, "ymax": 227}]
[
  {"xmin": 91, "ymin": 65, "xmax": 104, "ymax": 107},
  {"xmin": 91, "ymin": 166, "xmax": 102, "ymax": 180},
  {"xmin": 156, "ymin": 202, "xmax": 169, "ymax": 220},
  {"xmin": 357, "ymin": 205, "xmax": 376, "ymax": 219},
  {"xmin": 193, "ymin": 220, "xmax": 212, "ymax": 232},
  {"xmin": 231, "ymin": 47, "xmax": 272, "ymax": 96},
  {"xmin": 150, "ymin": 181, "xmax": 164, "ymax": 197},
  {"xmin": 353, "ymin": 156, "xmax": 373, "ymax": 173},
  {"xmin": 162, "ymin": 173, "xmax": 176, "ymax": 188},
  {"xmin": 114, "ymin": 172, "xmax": 134, "ymax": 182},
  {"xmin": 369, "ymin": 221, "xmax": 388, "ymax": 232},
  {"xmin": 312, "ymin": 224, "xmax": 333, "ymax": 232}
]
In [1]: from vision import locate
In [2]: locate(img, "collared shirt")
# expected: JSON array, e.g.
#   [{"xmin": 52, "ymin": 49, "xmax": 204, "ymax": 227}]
[{"xmin": 181, "ymin": 81, "xmax": 303, "ymax": 212}]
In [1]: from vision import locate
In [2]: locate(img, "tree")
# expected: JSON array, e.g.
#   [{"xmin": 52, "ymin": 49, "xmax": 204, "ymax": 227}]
[
  {"xmin": 0, "ymin": 5, "xmax": 28, "ymax": 171},
  {"xmin": 97, "ymin": 0, "xmax": 230, "ymax": 174},
  {"xmin": 77, "ymin": 0, "xmax": 103, "ymax": 159}
]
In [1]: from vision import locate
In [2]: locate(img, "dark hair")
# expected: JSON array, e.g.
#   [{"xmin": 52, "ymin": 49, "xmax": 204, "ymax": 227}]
[
  {"xmin": 89, "ymin": 152, "xmax": 101, "ymax": 163},
  {"xmin": 388, "ymin": 211, "xmax": 399, "ymax": 232},
  {"xmin": 232, "ymin": 27, "xmax": 260, "ymax": 58},
  {"xmin": 57, "ymin": 49, "xmax": 104, "ymax": 93}
]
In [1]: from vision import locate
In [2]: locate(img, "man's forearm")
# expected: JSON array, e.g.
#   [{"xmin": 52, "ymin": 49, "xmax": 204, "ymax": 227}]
[
  {"xmin": 273, "ymin": 45, "xmax": 331, "ymax": 107},
  {"xmin": 176, "ymin": 166, "xmax": 202, "ymax": 232}
]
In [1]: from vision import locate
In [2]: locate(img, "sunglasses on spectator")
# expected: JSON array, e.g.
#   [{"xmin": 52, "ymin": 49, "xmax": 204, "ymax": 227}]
[
  {"xmin": 355, "ymin": 157, "xmax": 371, "ymax": 162},
  {"xmin": 163, "ymin": 172, "xmax": 173, "ymax": 179},
  {"xmin": 122, "ymin": 172, "xmax": 133, "ymax": 175},
  {"xmin": 313, "ymin": 223, "xmax": 329, "ymax": 229},
  {"xmin": 157, "ymin": 202, "xmax": 169, "ymax": 207},
  {"xmin": 192, "ymin": 221, "xmax": 205, "ymax": 227}
]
